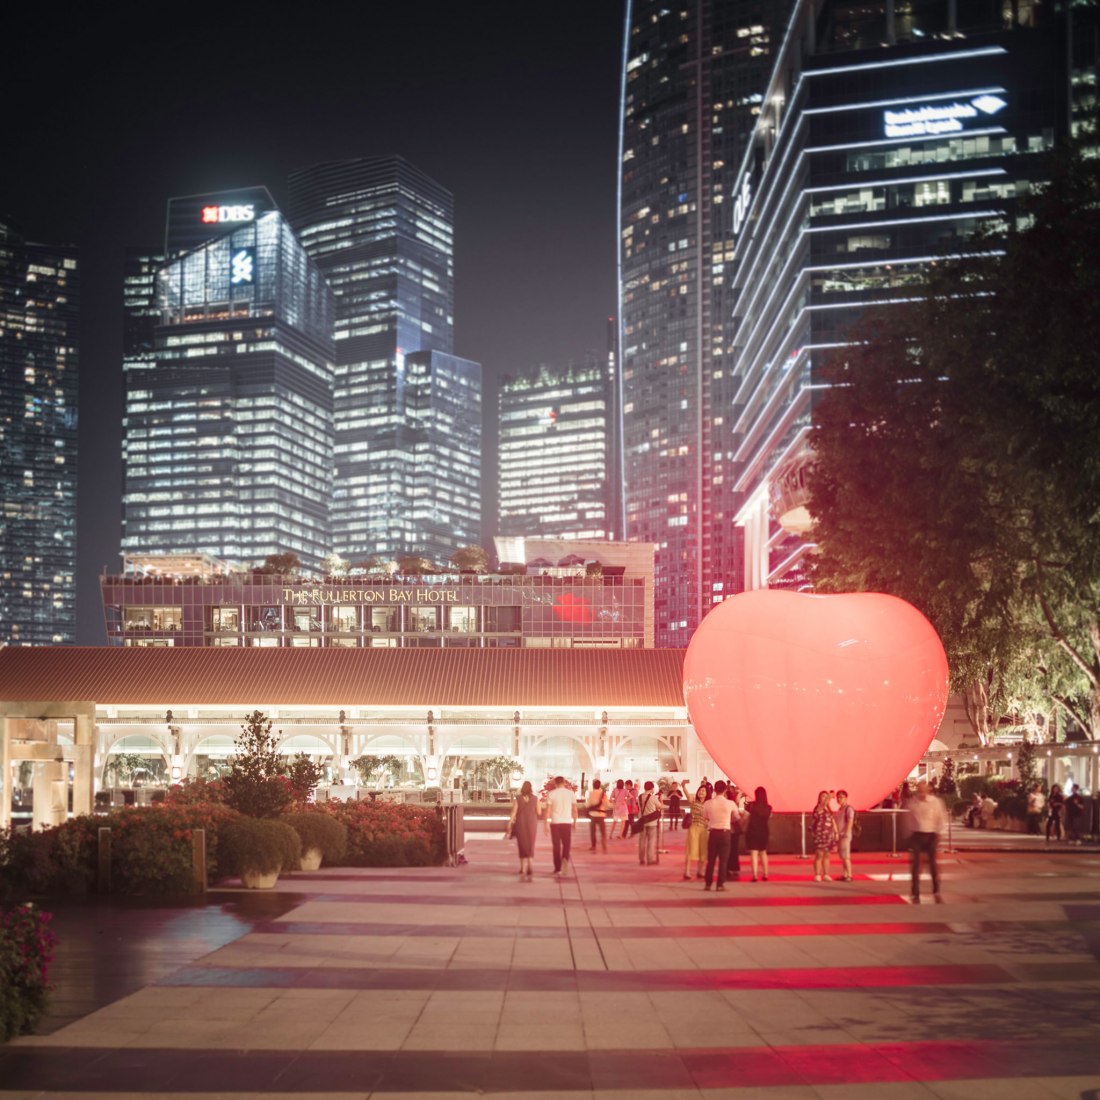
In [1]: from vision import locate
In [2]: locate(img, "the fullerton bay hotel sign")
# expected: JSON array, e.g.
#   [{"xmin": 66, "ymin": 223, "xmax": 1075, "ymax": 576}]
[{"xmin": 283, "ymin": 586, "xmax": 461, "ymax": 605}]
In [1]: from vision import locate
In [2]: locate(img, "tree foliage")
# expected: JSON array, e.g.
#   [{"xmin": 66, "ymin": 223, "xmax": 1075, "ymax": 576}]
[
  {"xmin": 450, "ymin": 545, "xmax": 489, "ymax": 573},
  {"xmin": 808, "ymin": 142, "xmax": 1100, "ymax": 739},
  {"xmin": 223, "ymin": 711, "xmax": 292, "ymax": 818},
  {"xmin": 257, "ymin": 552, "xmax": 301, "ymax": 576}
]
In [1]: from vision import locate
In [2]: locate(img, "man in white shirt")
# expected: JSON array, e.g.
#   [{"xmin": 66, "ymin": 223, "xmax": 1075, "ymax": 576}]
[
  {"xmin": 907, "ymin": 779, "xmax": 949, "ymax": 903},
  {"xmin": 545, "ymin": 776, "xmax": 578, "ymax": 876},
  {"xmin": 703, "ymin": 780, "xmax": 739, "ymax": 891}
]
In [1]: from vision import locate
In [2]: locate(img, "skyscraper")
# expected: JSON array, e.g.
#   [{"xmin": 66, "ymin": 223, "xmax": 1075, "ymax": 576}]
[
  {"xmin": 723, "ymin": 0, "xmax": 1085, "ymax": 592},
  {"xmin": 0, "ymin": 220, "xmax": 79, "ymax": 646},
  {"xmin": 121, "ymin": 205, "xmax": 335, "ymax": 571},
  {"xmin": 498, "ymin": 352, "xmax": 618, "ymax": 540},
  {"xmin": 618, "ymin": 0, "xmax": 793, "ymax": 646},
  {"xmin": 287, "ymin": 156, "xmax": 482, "ymax": 564}
]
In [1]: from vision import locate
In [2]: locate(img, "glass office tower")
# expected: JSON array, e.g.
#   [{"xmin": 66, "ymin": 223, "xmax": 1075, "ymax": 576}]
[
  {"xmin": 498, "ymin": 354, "xmax": 618, "ymax": 540},
  {"xmin": 287, "ymin": 156, "xmax": 482, "ymax": 565},
  {"xmin": 121, "ymin": 209, "xmax": 335, "ymax": 572},
  {"xmin": 0, "ymin": 220, "xmax": 79, "ymax": 645},
  {"xmin": 618, "ymin": 0, "xmax": 793, "ymax": 646},
  {"xmin": 723, "ymin": 0, "xmax": 1082, "ymax": 591}
]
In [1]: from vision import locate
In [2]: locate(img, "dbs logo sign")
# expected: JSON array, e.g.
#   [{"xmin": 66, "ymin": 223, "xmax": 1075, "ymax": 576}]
[
  {"xmin": 553, "ymin": 594, "xmax": 592, "ymax": 623},
  {"xmin": 201, "ymin": 204, "xmax": 256, "ymax": 225}
]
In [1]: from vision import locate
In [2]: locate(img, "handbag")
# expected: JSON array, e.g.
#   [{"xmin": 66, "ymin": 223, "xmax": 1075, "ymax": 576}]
[{"xmin": 683, "ymin": 809, "xmax": 692, "ymax": 829}]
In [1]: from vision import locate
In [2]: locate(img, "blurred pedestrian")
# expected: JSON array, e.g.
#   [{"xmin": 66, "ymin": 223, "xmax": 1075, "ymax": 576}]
[
  {"xmin": 546, "ymin": 775, "xmax": 577, "ymax": 877},
  {"xmin": 703, "ymin": 779, "xmax": 736, "ymax": 891},
  {"xmin": 667, "ymin": 782, "xmax": 682, "ymax": 829},
  {"xmin": 610, "ymin": 779, "xmax": 629, "ymax": 839},
  {"xmin": 509, "ymin": 780, "xmax": 540, "ymax": 879},
  {"xmin": 745, "ymin": 786, "xmax": 771, "ymax": 882},
  {"xmin": 834, "ymin": 789, "xmax": 856, "ymax": 881},
  {"xmin": 811, "ymin": 789, "xmax": 838, "ymax": 882},
  {"xmin": 908, "ymin": 778, "xmax": 949, "ymax": 903},
  {"xmin": 623, "ymin": 780, "xmax": 639, "ymax": 839},
  {"xmin": 586, "ymin": 779, "xmax": 610, "ymax": 852},
  {"xmin": 637, "ymin": 780, "xmax": 663, "ymax": 865},
  {"xmin": 1026, "ymin": 785, "xmax": 1045, "ymax": 835},
  {"xmin": 683, "ymin": 781, "xmax": 708, "ymax": 880},
  {"xmin": 1046, "ymin": 784, "xmax": 1065, "ymax": 841}
]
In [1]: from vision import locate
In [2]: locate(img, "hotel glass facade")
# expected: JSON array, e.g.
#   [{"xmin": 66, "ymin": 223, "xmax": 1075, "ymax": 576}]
[
  {"xmin": 287, "ymin": 156, "xmax": 481, "ymax": 564},
  {"xmin": 723, "ymin": 0, "xmax": 1078, "ymax": 591},
  {"xmin": 0, "ymin": 221, "xmax": 79, "ymax": 645},
  {"xmin": 498, "ymin": 354, "xmax": 617, "ymax": 540},
  {"xmin": 121, "ymin": 209, "xmax": 335, "ymax": 572},
  {"xmin": 618, "ymin": 0, "xmax": 794, "ymax": 646}
]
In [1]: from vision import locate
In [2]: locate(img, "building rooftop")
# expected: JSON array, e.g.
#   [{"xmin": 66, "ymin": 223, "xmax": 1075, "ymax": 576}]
[{"xmin": 0, "ymin": 646, "xmax": 687, "ymax": 709}]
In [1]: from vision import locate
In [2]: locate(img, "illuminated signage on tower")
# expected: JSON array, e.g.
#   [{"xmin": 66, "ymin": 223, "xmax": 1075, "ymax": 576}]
[
  {"xmin": 201, "ymin": 203, "xmax": 256, "ymax": 225},
  {"xmin": 883, "ymin": 94, "xmax": 1007, "ymax": 138}
]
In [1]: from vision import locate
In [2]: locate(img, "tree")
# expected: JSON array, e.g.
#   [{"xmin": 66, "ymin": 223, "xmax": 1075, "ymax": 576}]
[
  {"xmin": 1016, "ymin": 737, "xmax": 1039, "ymax": 791},
  {"xmin": 473, "ymin": 755, "xmax": 522, "ymax": 790},
  {"xmin": 321, "ymin": 553, "xmax": 349, "ymax": 576},
  {"xmin": 396, "ymin": 554, "xmax": 438, "ymax": 576},
  {"xmin": 808, "ymin": 141, "xmax": 1100, "ymax": 739},
  {"xmin": 284, "ymin": 754, "xmax": 322, "ymax": 804},
  {"xmin": 257, "ymin": 552, "xmax": 301, "ymax": 576},
  {"xmin": 223, "ymin": 711, "xmax": 292, "ymax": 818},
  {"xmin": 450, "ymin": 545, "xmax": 489, "ymax": 574}
]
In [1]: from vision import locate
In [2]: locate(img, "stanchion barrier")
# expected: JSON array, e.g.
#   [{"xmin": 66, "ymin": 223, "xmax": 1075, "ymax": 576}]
[{"xmin": 97, "ymin": 827, "xmax": 111, "ymax": 893}]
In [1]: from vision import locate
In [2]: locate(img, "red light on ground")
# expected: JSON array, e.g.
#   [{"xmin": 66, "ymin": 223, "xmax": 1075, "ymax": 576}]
[{"xmin": 683, "ymin": 590, "xmax": 948, "ymax": 812}]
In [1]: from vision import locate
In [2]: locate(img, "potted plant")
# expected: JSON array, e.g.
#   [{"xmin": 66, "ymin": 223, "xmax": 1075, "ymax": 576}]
[
  {"xmin": 283, "ymin": 811, "xmax": 347, "ymax": 871},
  {"xmin": 218, "ymin": 817, "xmax": 301, "ymax": 888}
]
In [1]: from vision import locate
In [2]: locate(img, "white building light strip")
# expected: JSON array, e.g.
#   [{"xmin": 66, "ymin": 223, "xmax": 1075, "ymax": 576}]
[
  {"xmin": 800, "ymin": 47, "xmax": 1006, "ymax": 80},
  {"xmin": 801, "ymin": 87, "xmax": 1008, "ymax": 117}
]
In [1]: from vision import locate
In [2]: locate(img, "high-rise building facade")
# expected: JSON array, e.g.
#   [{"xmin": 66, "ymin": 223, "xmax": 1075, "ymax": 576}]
[
  {"xmin": 723, "ymin": 0, "xmax": 1084, "ymax": 591},
  {"xmin": 287, "ymin": 156, "xmax": 481, "ymax": 565},
  {"xmin": 121, "ymin": 206, "xmax": 335, "ymax": 572},
  {"xmin": 618, "ymin": 0, "xmax": 794, "ymax": 646},
  {"xmin": 498, "ymin": 353, "xmax": 618, "ymax": 540},
  {"xmin": 0, "ymin": 220, "xmax": 79, "ymax": 645}
]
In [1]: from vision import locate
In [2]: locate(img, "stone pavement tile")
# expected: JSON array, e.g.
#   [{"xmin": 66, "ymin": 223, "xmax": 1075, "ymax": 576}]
[
  {"xmin": 920, "ymin": 1079, "xmax": 1069, "ymax": 1099},
  {"xmin": 401, "ymin": 1022, "xmax": 497, "ymax": 1050},
  {"xmin": 495, "ymin": 1023, "xmax": 587, "ymax": 1050},
  {"xmin": 309, "ymin": 1020, "xmax": 417, "ymax": 1050}
]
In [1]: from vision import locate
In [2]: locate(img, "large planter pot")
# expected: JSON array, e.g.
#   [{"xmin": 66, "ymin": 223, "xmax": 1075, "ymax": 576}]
[
  {"xmin": 299, "ymin": 847, "xmax": 323, "ymax": 871},
  {"xmin": 240, "ymin": 868, "xmax": 280, "ymax": 889}
]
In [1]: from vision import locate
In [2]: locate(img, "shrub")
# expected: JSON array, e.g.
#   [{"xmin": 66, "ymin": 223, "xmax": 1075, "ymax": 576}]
[
  {"xmin": 0, "ymin": 820, "xmax": 97, "ymax": 901},
  {"xmin": 994, "ymin": 794, "xmax": 1027, "ymax": 823},
  {"xmin": 218, "ymin": 817, "xmax": 301, "ymax": 879},
  {"xmin": 320, "ymin": 799, "xmax": 445, "ymax": 866},
  {"xmin": 0, "ymin": 903, "xmax": 57, "ymax": 1041},
  {"xmin": 282, "ymin": 811, "xmax": 347, "ymax": 865},
  {"xmin": 164, "ymin": 777, "xmax": 227, "ymax": 806},
  {"xmin": 284, "ymin": 755, "xmax": 323, "ymax": 805}
]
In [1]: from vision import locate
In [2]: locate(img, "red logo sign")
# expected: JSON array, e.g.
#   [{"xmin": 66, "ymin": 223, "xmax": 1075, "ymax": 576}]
[
  {"xmin": 553, "ymin": 593, "xmax": 592, "ymax": 623},
  {"xmin": 201, "ymin": 206, "xmax": 220, "ymax": 224}
]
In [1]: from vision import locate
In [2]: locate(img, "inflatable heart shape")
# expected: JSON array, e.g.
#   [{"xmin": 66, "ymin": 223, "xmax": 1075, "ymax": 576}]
[{"xmin": 683, "ymin": 590, "xmax": 948, "ymax": 811}]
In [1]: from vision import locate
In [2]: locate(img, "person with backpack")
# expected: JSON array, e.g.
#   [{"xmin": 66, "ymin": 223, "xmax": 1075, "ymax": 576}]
[
  {"xmin": 586, "ymin": 779, "xmax": 611, "ymax": 853},
  {"xmin": 636, "ymin": 780, "xmax": 663, "ymax": 865}
]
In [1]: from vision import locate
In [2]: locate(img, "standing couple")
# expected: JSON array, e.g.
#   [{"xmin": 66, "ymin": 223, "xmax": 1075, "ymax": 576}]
[{"xmin": 509, "ymin": 776, "xmax": 578, "ymax": 878}]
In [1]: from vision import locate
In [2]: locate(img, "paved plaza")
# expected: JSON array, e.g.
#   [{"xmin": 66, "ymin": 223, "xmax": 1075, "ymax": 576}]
[{"xmin": 3, "ymin": 829, "xmax": 1100, "ymax": 1098}]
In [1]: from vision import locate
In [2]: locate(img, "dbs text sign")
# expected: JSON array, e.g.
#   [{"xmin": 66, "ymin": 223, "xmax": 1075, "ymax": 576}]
[
  {"xmin": 883, "ymin": 94, "xmax": 1007, "ymax": 138},
  {"xmin": 201, "ymin": 203, "xmax": 256, "ymax": 225}
]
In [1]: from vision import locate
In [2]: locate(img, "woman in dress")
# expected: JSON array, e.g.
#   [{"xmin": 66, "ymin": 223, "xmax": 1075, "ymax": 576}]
[
  {"xmin": 810, "ymin": 788, "xmax": 838, "ymax": 882},
  {"xmin": 609, "ymin": 778, "xmax": 629, "ymax": 839},
  {"xmin": 745, "ymin": 785, "xmax": 772, "ymax": 882},
  {"xmin": 509, "ymin": 780, "xmax": 540, "ymax": 879},
  {"xmin": 586, "ymin": 779, "xmax": 611, "ymax": 852},
  {"xmin": 682, "ymin": 782, "xmax": 709, "ymax": 880}
]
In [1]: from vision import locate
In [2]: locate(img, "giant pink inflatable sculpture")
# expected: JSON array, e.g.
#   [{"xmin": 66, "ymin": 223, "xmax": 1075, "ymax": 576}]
[{"xmin": 683, "ymin": 590, "xmax": 949, "ymax": 811}]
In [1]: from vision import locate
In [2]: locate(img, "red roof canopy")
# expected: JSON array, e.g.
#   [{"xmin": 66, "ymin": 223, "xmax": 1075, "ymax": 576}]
[{"xmin": 0, "ymin": 646, "xmax": 687, "ymax": 709}]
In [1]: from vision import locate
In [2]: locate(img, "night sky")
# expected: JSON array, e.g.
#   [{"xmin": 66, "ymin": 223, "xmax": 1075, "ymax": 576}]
[{"xmin": 1, "ymin": 1, "xmax": 626, "ymax": 643}]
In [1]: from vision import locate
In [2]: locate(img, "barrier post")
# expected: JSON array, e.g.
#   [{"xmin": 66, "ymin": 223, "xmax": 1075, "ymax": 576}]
[
  {"xmin": 97, "ymin": 827, "xmax": 111, "ymax": 893},
  {"xmin": 192, "ymin": 828, "xmax": 207, "ymax": 893}
]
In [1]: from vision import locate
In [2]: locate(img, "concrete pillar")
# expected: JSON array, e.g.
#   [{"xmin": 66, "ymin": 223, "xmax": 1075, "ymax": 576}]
[
  {"xmin": 32, "ymin": 759, "xmax": 66, "ymax": 831},
  {"xmin": 0, "ymin": 715, "xmax": 9, "ymax": 831},
  {"xmin": 73, "ymin": 708, "xmax": 96, "ymax": 817}
]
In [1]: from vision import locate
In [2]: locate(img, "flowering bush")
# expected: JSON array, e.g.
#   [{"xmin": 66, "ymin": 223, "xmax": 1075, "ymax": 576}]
[
  {"xmin": 320, "ymin": 800, "xmax": 445, "ymax": 866},
  {"xmin": 0, "ymin": 904, "xmax": 57, "ymax": 1041},
  {"xmin": 0, "ymin": 800, "xmax": 238, "ymax": 897},
  {"xmin": 164, "ymin": 777, "xmax": 227, "ymax": 806}
]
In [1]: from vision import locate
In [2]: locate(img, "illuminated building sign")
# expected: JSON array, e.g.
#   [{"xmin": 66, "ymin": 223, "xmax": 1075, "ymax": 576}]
[
  {"xmin": 732, "ymin": 174, "xmax": 753, "ymax": 237},
  {"xmin": 283, "ymin": 587, "xmax": 460, "ymax": 604},
  {"xmin": 229, "ymin": 248, "xmax": 255, "ymax": 286},
  {"xmin": 883, "ymin": 94, "xmax": 1006, "ymax": 138},
  {"xmin": 201, "ymin": 203, "xmax": 256, "ymax": 225}
]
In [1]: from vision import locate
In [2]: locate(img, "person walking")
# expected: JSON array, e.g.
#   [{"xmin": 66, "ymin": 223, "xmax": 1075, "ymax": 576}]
[
  {"xmin": 745, "ymin": 786, "xmax": 772, "ymax": 882},
  {"xmin": 586, "ymin": 779, "xmax": 610, "ymax": 852},
  {"xmin": 908, "ymin": 778, "xmax": 949, "ymax": 903},
  {"xmin": 667, "ymin": 783, "xmax": 682, "ymax": 830},
  {"xmin": 1046, "ymin": 784, "xmax": 1065, "ymax": 842},
  {"xmin": 703, "ymin": 780, "xmax": 736, "ymax": 891},
  {"xmin": 545, "ymin": 776, "xmax": 578, "ymax": 877},
  {"xmin": 1026, "ymin": 785, "xmax": 1046, "ymax": 835},
  {"xmin": 623, "ymin": 780, "xmax": 639, "ymax": 839},
  {"xmin": 509, "ymin": 780, "xmax": 540, "ymax": 879},
  {"xmin": 609, "ymin": 779, "xmax": 629, "ymax": 839},
  {"xmin": 683, "ymin": 782, "xmax": 708, "ymax": 880},
  {"xmin": 727, "ymin": 785, "xmax": 745, "ymax": 878},
  {"xmin": 1066, "ymin": 788, "xmax": 1086, "ymax": 844},
  {"xmin": 636, "ymin": 780, "xmax": 663, "ymax": 865},
  {"xmin": 834, "ymin": 789, "xmax": 856, "ymax": 881},
  {"xmin": 811, "ymin": 789, "xmax": 838, "ymax": 882}
]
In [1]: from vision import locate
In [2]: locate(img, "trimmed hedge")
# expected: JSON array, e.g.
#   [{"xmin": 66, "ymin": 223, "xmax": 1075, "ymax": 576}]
[
  {"xmin": 320, "ymin": 799, "xmax": 446, "ymax": 866},
  {"xmin": 283, "ymin": 811, "xmax": 348, "ymax": 867},
  {"xmin": 218, "ymin": 817, "xmax": 301, "ymax": 878}
]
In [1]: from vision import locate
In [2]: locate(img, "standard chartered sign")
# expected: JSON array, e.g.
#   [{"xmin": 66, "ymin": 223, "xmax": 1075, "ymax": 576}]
[{"xmin": 883, "ymin": 94, "xmax": 1006, "ymax": 138}]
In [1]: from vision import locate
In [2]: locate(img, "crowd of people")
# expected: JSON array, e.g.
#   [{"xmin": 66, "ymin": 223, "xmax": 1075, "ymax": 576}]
[{"xmin": 506, "ymin": 775, "xmax": 951, "ymax": 896}]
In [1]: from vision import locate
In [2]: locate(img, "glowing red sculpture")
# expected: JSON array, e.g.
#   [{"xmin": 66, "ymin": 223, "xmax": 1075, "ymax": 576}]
[{"xmin": 683, "ymin": 590, "xmax": 948, "ymax": 811}]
